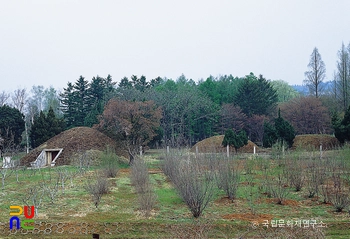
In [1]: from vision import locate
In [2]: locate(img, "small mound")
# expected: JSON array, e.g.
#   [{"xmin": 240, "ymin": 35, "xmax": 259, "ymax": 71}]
[
  {"xmin": 190, "ymin": 135, "xmax": 260, "ymax": 154},
  {"xmin": 292, "ymin": 134, "xmax": 340, "ymax": 150},
  {"xmin": 21, "ymin": 127, "xmax": 126, "ymax": 166}
]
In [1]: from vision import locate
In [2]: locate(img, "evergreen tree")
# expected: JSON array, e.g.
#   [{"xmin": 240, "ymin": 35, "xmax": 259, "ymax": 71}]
[
  {"xmin": 60, "ymin": 82, "xmax": 76, "ymax": 128},
  {"xmin": 30, "ymin": 107, "xmax": 65, "ymax": 148},
  {"xmin": 274, "ymin": 109, "xmax": 295, "ymax": 147},
  {"xmin": 61, "ymin": 75, "xmax": 116, "ymax": 128},
  {"xmin": 234, "ymin": 73, "xmax": 277, "ymax": 117},
  {"xmin": 263, "ymin": 109, "xmax": 295, "ymax": 147},
  {"xmin": 73, "ymin": 76, "xmax": 90, "ymax": 126},
  {"xmin": 0, "ymin": 105, "xmax": 25, "ymax": 148},
  {"xmin": 46, "ymin": 107, "xmax": 65, "ymax": 136},
  {"xmin": 150, "ymin": 76, "xmax": 164, "ymax": 88},
  {"xmin": 30, "ymin": 111, "xmax": 48, "ymax": 148},
  {"xmin": 333, "ymin": 106, "xmax": 350, "ymax": 144},
  {"xmin": 222, "ymin": 129, "xmax": 248, "ymax": 153},
  {"xmin": 119, "ymin": 77, "xmax": 132, "ymax": 89},
  {"xmin": 263, "ymin": 122, "xmax": 278, "ymax": 148}
]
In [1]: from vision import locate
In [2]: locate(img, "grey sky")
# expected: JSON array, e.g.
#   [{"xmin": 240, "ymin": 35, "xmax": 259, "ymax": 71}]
[{"xmin": 1, "ymin": 0, "xmax": 350, "ymax": 92}]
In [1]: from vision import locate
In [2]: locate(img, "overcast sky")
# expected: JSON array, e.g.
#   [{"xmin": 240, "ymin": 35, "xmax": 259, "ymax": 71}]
[{"xmin": 1, "ymin": 0, "xmax": 350, "ymax": 92}]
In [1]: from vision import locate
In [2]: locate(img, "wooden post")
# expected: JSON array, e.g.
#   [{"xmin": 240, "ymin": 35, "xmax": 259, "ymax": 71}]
[
  {"xmin": 167, "ymin": 146, "xmax": 169, "ymax": 154},
  {"xmin": 227, "ymin": 145, "xmax": 229, "ymax": 158},
  {"xmin": 253, "ymin": 146, "xmax": 256, "ymax": 155},
  {"xmin": 320, "ymin": 144, "xmax": 323, "ymax": 158},
  {"xmin": 140, "ymin": 146, "xmax": 142, "ymax": 156},
  {"xmin": 195, "ymin": 146, "xmax": 198, "ymax": 158}
]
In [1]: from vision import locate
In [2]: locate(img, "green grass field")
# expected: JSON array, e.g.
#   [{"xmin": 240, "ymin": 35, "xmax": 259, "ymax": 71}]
[{"xmin": 1, "ymin": 147, "xmax": 350, "ymax": 238}]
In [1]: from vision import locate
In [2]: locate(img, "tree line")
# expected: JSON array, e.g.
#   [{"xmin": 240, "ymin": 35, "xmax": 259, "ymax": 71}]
[{"xmin": 1, "ymin": 42, "xmax": 350, "ymax": 156}]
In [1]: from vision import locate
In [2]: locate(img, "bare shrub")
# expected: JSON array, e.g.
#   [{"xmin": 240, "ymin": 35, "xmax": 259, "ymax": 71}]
[
  {"xmin": 73, "ymin": 150, "xmax": 93, "ymax": 174},
  {"xmin": 306, "ymin": 158, "xmax": 326, "ymax": 198},
  {"xmin": 39, "ymin": 168, "xmax": 60, "ymax": 204},
  {"xmin": 270, "ymin": 173, "xmax": 289, "ymax": 205},
  {"xmin": 260, "ymin": 166, "xmax": 273, "ymax": 198},
  {"xmin": 329, "ymin": 190, "xmax": 350, "ymax": 212},
  {"xmin": 320, "ymin": 184, "xmax": 331, "ymax": 204},
  {"xmin": 0, "ymin": 167, "xmax": 13, "ymax": 189},
  {"xmin": 243, "ymin": 157, "xmax": 255, "ymax": 174},
  {"xmin": 22, "ymin": 185, "xmax": 44, "ymax": 215},
  {"xmin": 100, "ymin": 148, "xmax": 120, "ymax": 178},
  {"xmin": 285, "ymin": 156, "xmax": 305, "ymax": 192},
  {"xmin": 130, "ymin": 159, "xmax": 156, "ymax": 216},
  {"xmin": 328, "ymin": 173, "xmax": 350, "ymax": 212},
  {"xmin": 163, "ymin": 152, "xmax": 215, "ymax": 218},
  {"xmin": 85, "ymin": 174, "xmax": 109, "ymax": 208},
  {"xmin": 55, "ymin": 167, "xmax": 70, "ymax": 192},
  {"xmin": 244, "ymin": 173, "xmax": 258, "ymax": 214},
  {"xmin": 216, "ymin": 157, "xmax": 240, "ymax": 200}
]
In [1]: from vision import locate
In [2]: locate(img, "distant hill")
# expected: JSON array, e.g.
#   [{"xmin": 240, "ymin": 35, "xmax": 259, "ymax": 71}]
[
  {"xmin": 292, "ymin": 85, "xmax": 307, "ymax": 95},
  {"xmin": 293, "ymin": 81, "xmax": 334, "ymax": 95}
]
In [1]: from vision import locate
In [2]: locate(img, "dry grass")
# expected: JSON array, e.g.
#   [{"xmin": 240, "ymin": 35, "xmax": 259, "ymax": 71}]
[
  {"xmin": 292, "ymin": 134, "xmax": 340, "ymax": 150},
  {"xmin": 190, "ymin": 135, "xmax": 261, "ymax": 154},
  {"xmin": 222, "ymin": 213, "xmax": 273, "ymax": 223}
]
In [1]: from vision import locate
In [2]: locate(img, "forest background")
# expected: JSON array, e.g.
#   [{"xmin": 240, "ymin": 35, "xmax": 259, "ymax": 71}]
[{"xmin": 1, "ymin": 43, "xmax": 350, "ymax": 154}]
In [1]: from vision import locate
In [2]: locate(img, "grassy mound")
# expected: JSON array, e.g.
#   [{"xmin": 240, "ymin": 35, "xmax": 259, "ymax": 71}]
[
  {"xmin": 21, "ymin": 127, "xmax": 126, "ymax": 166},
  {"xmin": 292, "ymin": 134, "xmax": 340, "ymax": 150},
  {"xmin": 190, "ymin": 135, "xmax": 260, "ymax": 154}
]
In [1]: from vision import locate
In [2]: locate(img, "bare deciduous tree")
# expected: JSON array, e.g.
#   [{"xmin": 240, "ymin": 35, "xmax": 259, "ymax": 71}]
[
  {"xmin": 39, "ymin": 168, "xmax": 60, "ymax": 204},
  {"xmin": 285, "ymin": 156, "xmax": 305, "ymax": 192},
  {"xmin": 0, "ymin": 91, "xmax": 10, "ymax": 106},
  {"xmin": 11, "ymin": 88, "xmax": 27, "ymax": 112},
  {"xmin": 95, "ymin": 99, "xmax": 162, "ymax": 165},
  {"xmin": 270, "ymin": 173, "xmax": 289, "ymax": 205},
  {"xmin": 72, "ymin": 150, "xmax": 92, "ymax": 174},
  {"xmin": 306, "ymin": 158, "xmax": 326, "ymax": 198},
  {"xmin": 22, "ymin": 185, "xmax": 44, "ymax": 216},
  {"xmin": 280, "ymin": 96, "xmax": 331, "ymax": 134},
  {"xmin": 130, "ymin": 159, "xmax": 156, "ymax": 217},
  {"xmin": 216, "ymin": 157, "xmax": 240, "ymax": 200},
  {"xmin": 304, "ymin": 47, "xmax": 326, "ymax": 98},
  {"xmin": 85, "ymin": 174, "xmax": 109, "ymax": 208},
  {"xmin": 163, "ymin": 152, "xmax": 215, "ymax": 218},
  {"xmin": 219, "ymin": 104, "xmax": 246, "ymax": 134},
  {"xmin": 246, "ymin": 114, "xmax": 268, "ymax": 144},
  {"xmin": 100, "ymin": 148, "xmax": 119, "ymax": 178},
  {"xmin": 336, "ymin": 42, "xmax": 350, "ymax": 110}
]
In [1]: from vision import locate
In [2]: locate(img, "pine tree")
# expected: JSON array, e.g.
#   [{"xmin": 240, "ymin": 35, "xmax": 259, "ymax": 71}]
[
  {"xmin": 222, "ymin": 129, "xmax": 248, "ymax": 153},
  {"xmin": 234, "ymin": 73, "xmax": 277, "ymax": 117},
  {"xmin": 0, "ymin": 105, "xmax": 25, "ymax": 148},
  {"xmin": 73, "ymin": 76, "xmax": 90, "ymax": 127},
  {"xmin": 60, "ymin": 82, "xmax": 76, "ymax": 128},
  {"xmin": 30, "ymin": 111, "xmax": 48, "ymax": 148},
  {"xmin": 30, "ymin": 107, "xmax": 65, "ymax": 148},
  {"xmin": 274, "ymin": 109, "xmax": 295, "ymax": 147},
  {"xmin": 263, "ymin": 122, "xmax": 278, "ymax": 148},
  {"xmin": 333, "ymin": 106, "xmax": 350, "ymax": 144},
  {"xmin": 61, "ymin": 75, "xmax": 116, "ymax": 128},
  {"xmin": 263, "ymin": 109, "xmax": 295, "ymax": 147}
]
